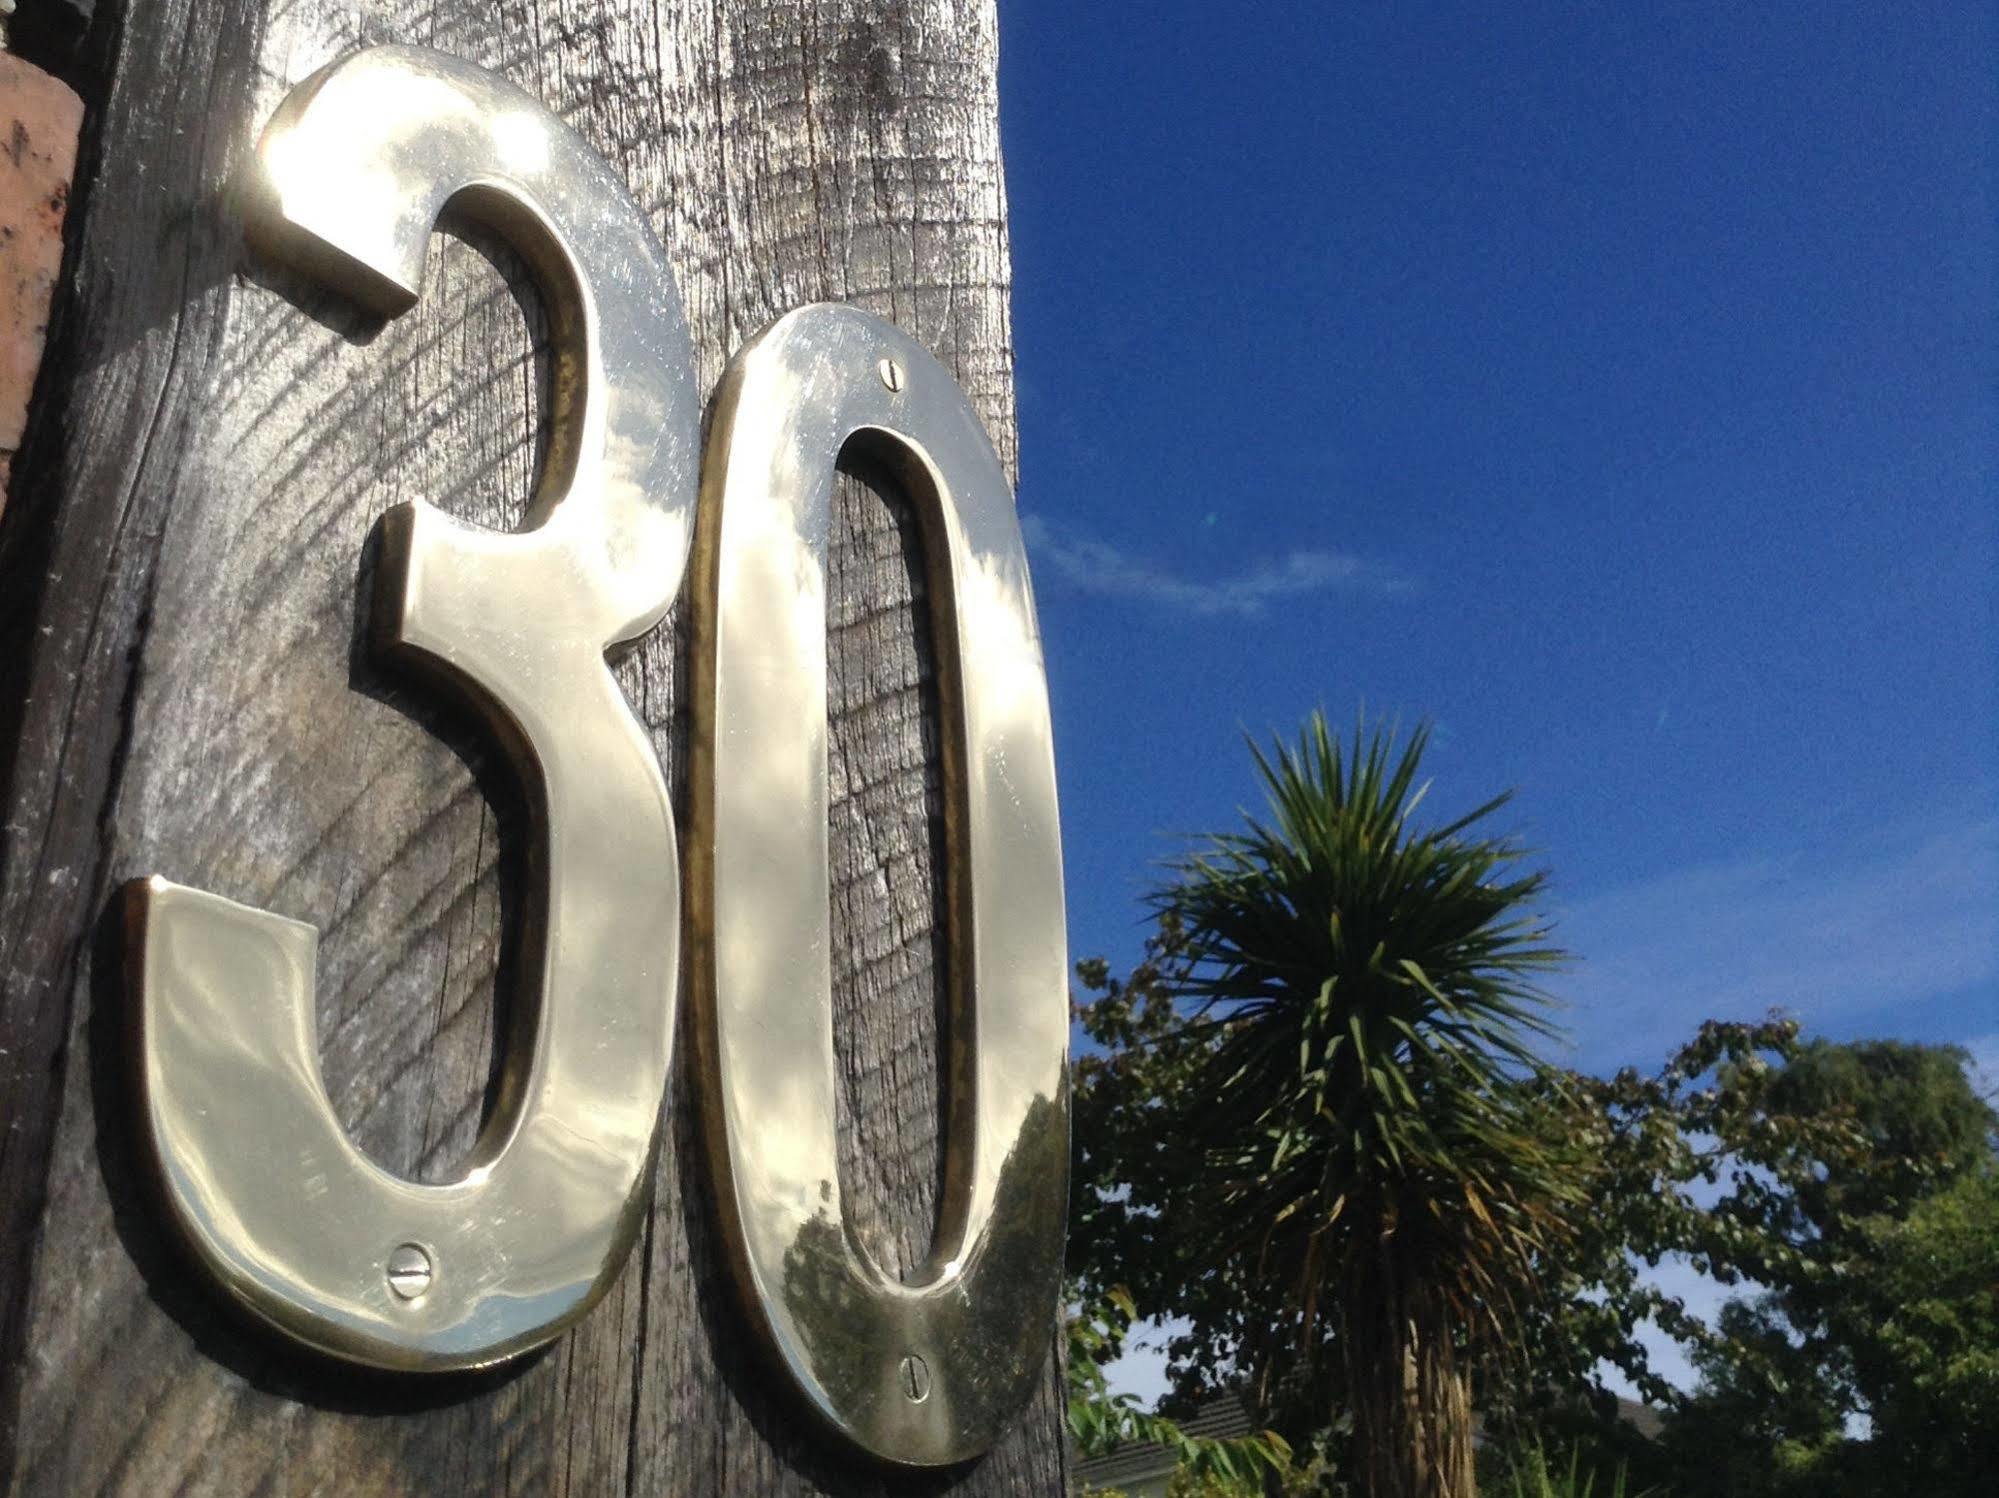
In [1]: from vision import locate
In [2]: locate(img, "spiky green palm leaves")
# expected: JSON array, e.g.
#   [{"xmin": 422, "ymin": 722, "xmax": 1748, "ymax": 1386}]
[{"xmin": 1149, "ymin": 714, "xmax": 1576, "ymax": 1496}]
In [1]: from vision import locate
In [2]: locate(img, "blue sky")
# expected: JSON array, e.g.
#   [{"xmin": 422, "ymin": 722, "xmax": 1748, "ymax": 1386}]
[{"xmin": 997, "ymin": 0, "xmax": 1995, "ymax": 1400}]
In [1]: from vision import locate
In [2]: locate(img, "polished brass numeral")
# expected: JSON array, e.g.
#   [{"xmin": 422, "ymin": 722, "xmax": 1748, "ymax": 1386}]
[
  {"xmin": 689, "ymin": 305, "xmax": 1069, "ymax": 1467},
  {"xmin": 133, "ymin": 47, "xmax": 1067, "ymax": 1464},
  {"xmin": 132, "ymin": 45, "xmax": 701, "ymax": 1371}
]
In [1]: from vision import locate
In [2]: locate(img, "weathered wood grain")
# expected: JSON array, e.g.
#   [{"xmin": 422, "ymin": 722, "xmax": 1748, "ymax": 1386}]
[{"xmin": 0, "ymin": 1, "xmax": 1059, "ymax": 1492}]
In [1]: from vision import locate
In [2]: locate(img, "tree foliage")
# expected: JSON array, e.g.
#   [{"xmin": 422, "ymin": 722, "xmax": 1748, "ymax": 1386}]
[
  {"xmin": 1066, "ymin": 1287, "xmax": 1295, "ymax": 1494},
  {"xmin": 1495, "ymin": 1029, "xmax": 1997, "ymax": 1496},
  {"xmin": 1067, "ymin": 717, "xmax": 1997, "ymax": 1497},
  {"xmin": 1486, "ymin": 1440, "xmax": 1659, "ymax": 1498},
  {"xmin": 1071, "ymin": 715, "xmax": 1576, "ymax": 1496},
  {"xmin": 1846, "ymin": 1162, "xmax": 1999, "ymax": 1474},
  {"xmin": 1075, "ymin": 909, "xmax": 1997, "ymax": 1494}
]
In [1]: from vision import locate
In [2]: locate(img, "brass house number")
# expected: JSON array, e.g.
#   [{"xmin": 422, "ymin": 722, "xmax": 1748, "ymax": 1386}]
[{"xmin": 128, "ymin": 45, "xmax": 1067, "ymax": 1469}]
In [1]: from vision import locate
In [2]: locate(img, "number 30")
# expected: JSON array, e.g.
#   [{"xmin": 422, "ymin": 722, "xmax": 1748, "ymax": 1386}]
[{"xmin": 129, "ymin": 46, "xmax": 1066, "ymax": 1468}]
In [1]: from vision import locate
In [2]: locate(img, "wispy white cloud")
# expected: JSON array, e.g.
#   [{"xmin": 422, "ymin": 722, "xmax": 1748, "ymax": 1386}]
[
  {"xmin": 1020, "ymin": 514, "xmax": 1412, "ymax": 618},
  {"xmin": 1554, "ymin": 810, "xmax": 1998, "ymax": 1071}
]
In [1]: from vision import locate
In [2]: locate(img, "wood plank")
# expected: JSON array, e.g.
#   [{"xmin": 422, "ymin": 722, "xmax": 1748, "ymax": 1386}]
[{"xmin": 0, "ymin": 1, "xmax": 1062, "ymax": 1491}]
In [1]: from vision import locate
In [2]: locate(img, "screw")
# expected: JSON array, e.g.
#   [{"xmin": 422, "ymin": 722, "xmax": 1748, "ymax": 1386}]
[
  {"xmin": 898, "ymin": 1352, "xmax": 931, "ymax": 1403},
  {"xmin": 386, "ymin": 1242, "xmax": 433, "ymax": 1301},
  {"xmin": 877, "ymin": 356, "xmax": 904, "ymax": 393}
]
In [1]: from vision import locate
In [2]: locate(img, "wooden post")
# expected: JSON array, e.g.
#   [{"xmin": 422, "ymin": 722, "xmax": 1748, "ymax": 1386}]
[{"xmin": 0, "ymin": 2, "xmax": 1064, "ymax": 1492}]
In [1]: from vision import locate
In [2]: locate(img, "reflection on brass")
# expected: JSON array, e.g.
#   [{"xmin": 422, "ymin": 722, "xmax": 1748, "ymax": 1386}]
[
  {"xmin": 131, "ymin": 46, "xmax": 699, "ymax": 1371},
  {"xmin": 690, "ymin": 305, "xmax": 1070, "ymax": 1466}
]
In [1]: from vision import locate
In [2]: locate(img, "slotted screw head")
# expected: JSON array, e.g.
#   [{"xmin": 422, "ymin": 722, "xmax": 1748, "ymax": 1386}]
[{"xmin": 386, "ymin": 1242, "xmax": 433, "ymax": 1301}]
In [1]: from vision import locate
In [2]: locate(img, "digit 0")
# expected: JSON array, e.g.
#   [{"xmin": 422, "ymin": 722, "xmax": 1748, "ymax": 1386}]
[{"xmin": 689, "ymin": 305, "xmax": 1070, "ymax": 1467}]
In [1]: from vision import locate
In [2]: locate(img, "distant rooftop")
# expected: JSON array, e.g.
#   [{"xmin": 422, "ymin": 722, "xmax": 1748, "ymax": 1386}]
[{"xmin": 1071, "ymin": 1388, "xmax": 1258, "ymax": 1495}]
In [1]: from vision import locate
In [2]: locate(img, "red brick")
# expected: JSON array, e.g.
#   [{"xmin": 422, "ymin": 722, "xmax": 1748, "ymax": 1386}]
[{"xmin": 0, "ymin": 51, "xmax": 83, "ymax": 505}]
